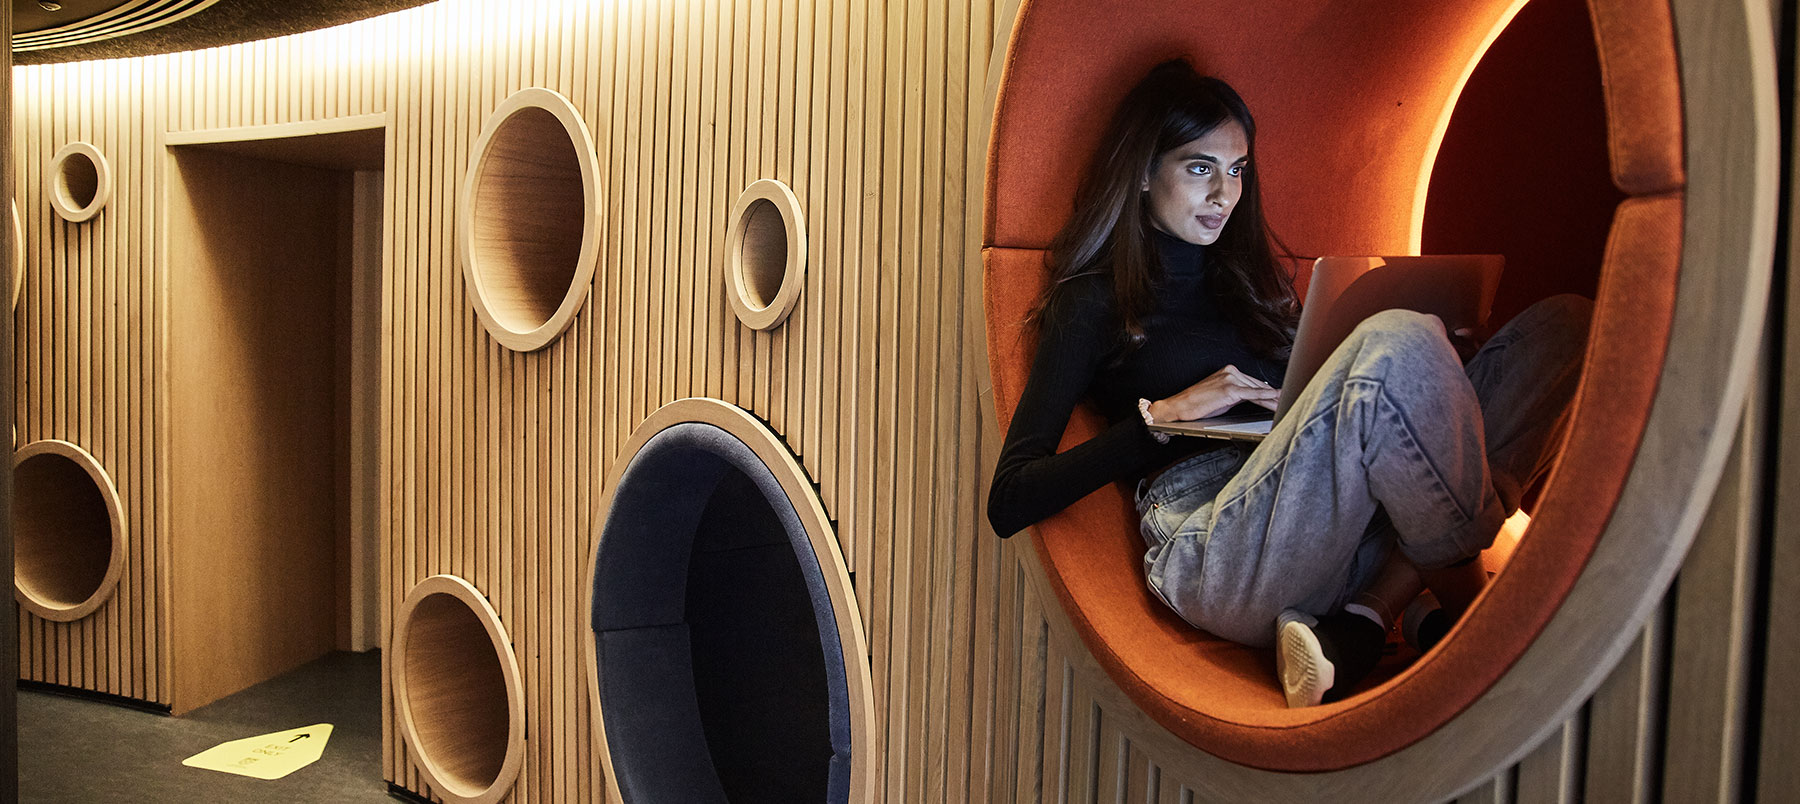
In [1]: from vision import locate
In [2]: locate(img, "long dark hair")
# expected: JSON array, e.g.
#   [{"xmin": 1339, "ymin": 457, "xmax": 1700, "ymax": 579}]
[{"xmin": 1034, "ymin": 59, "xmax": 1298, "ymax": 360}]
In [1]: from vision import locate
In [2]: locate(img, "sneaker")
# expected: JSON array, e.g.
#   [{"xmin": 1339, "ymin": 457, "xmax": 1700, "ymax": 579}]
[
  {"xmin": 1276, "ymin": 609, "xmax": 1334, "ymax": 708},
  {"xmin": 1275, "ymin": 608, "xmax": 1389, "ymax": 708},
  {"xmin": 1401, "ymin": 591, "xmax": 1452, "ymax": 654}
]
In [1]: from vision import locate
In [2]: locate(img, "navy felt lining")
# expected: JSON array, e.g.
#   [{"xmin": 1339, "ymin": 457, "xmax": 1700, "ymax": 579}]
[{"xmin": 592, "ymin": 422, "xmax": 852, "ymax": 803}]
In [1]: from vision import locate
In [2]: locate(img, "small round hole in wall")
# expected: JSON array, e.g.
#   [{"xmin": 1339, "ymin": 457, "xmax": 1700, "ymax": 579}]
[
  {"xmin": 726, "ymin": 179, "xmax": 807, "ymax": 331},
  {"xmin": 458, "ymin": 87, "xmax": 600, "ymax": 352},
  {"xmin": 586, "ymin": 399, "xmax": 875, "ymax": 803},
  {"xmin": 47, "ymin": 142, "xmax": 110, "ymax": 223},
  {"xmin": 13, "ymin": 439, "xmax": 125, "ymax": 622},
  {"xmin": 12, "ymin": 200, "xmax": 24, "ymax": 310},
  {"xmin": 392, "ymin": 575, "xmax": 525, "ymax": 804}
]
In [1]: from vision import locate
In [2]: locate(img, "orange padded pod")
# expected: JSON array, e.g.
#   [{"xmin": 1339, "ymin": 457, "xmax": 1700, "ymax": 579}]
[{"xmin": 983, "ymin": 0, "xmax": 1683, "ymax": 771}]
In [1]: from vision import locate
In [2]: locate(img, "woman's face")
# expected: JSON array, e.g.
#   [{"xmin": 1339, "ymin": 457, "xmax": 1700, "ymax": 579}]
[{"xmin": 1142, "ymin": 121, "xmax": 1250, "ymax": 246}]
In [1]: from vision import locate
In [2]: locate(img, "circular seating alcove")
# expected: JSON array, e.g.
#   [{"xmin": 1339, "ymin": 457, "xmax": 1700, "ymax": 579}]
[
  {"xmin": 584, "ymin": 398, "xmax": 875, "ymax": 803},
  {"xmin": 47, "ymin": 141, "xmax": 110, "ymax": 223},
  {"xmin": 982, "ymin": 0, "xmax": 1773, "ymax": 798},
  {"xmin": 458, "ymin": 86, "xmax": 600, "ymax": 352},
  {"xmin": 391, "ymin": 574, "xmax": 526, "ymax": 804},
  {"xmin": 12, "ymin": 439, "xmax": 126, "ymax": 622},
  {"xmin": 725, "ymin": 179, "xmax": 807, "ymax": 331}
]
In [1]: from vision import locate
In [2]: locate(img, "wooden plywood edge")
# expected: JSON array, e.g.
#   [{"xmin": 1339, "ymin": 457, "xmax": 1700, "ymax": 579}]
[
  {"xmin": 10, "ymin": 438, "xmax": 126, "ymax": 623},
  {"xmin": 390, "ymin": 573, "xmax": 526, "ymax": 804},
  {"xmin": 456, "ymin": 87, "xmax": 600, "ymax": 353},
  {"xmin": 162, "ymin": 112, "xmax": 388, "ymax": 146},
  {"xmin": 723, "ymin": 178, "xmax": 808, "ymax": 331},
  {"xmin": 46, "ymin": 141, "xmax": 111, "ymax": 223}
]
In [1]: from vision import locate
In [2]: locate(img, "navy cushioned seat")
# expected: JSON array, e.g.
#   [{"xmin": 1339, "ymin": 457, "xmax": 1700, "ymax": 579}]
[{"xmin": 592, "ymin": 422, "xmax": 852, "ymax": 803}]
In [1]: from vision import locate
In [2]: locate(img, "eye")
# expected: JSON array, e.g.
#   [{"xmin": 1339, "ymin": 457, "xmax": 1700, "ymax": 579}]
[
  {"xmin": 1228, "ymin": 163, "xmax": 1247, "ymax": 177},
  {"xmin": 1186, "ymin": 163, "xmax": 1211, "ymax": 176}
]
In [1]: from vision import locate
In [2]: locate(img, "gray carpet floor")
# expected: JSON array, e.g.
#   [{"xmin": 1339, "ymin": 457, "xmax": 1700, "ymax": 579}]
[{"xmin": 19, "ymin": 650, "xmax": 395, "ymax": 803}]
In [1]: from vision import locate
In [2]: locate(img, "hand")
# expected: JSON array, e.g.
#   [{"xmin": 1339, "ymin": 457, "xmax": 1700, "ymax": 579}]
[{"xmin": 1147, "ymin": 365, "xmax": 1280, "ymax": 422}]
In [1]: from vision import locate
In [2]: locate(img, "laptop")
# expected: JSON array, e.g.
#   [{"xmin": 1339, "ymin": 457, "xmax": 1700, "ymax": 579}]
[{"xmin": 1148, "ymin": 254, "xmax": 1505, "ymax": 442}]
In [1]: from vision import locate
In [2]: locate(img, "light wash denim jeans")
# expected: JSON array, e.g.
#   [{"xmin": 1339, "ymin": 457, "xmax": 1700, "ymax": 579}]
[{"xmin": 1134, "ymin": 295, "xmax": 1592, "ymax": 647}]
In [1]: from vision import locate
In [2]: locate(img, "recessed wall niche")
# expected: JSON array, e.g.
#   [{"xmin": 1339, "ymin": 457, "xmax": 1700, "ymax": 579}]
[
  {"xmin": 47, "ymin": 141, "xmax": 111, "ymax": 223},
  {"xmin": 12, "ymin": 199, "xmax": 23, "ymax": 309},
  {"xmin": 12, "ymin": 439, "xmax": 126, "ymax": 622},
  {"xmin": 458, "ymin": 87, "xmax": 600, "ymax": 352},
  {"xmin": 392, "ymin": 575, "xmax": 526, "ymax": 804},
  {"xmin": 724, "ymin": 179, "xmax": 807, "ymax": 331},
  {"xmin": 587, "ymin": 399, "xmax": 875, "ymax": 803}
]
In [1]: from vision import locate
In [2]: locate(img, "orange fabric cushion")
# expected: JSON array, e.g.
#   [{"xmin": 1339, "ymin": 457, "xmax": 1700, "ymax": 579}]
[{"xmin": 1587, "ymin": 0, "xmax": 1685, "ymax": 194}]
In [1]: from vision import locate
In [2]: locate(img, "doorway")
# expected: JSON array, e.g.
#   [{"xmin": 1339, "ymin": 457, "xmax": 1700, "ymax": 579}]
[{"xmin": 165, "ymin": 120, "xmax": 385, "ymax": 714}]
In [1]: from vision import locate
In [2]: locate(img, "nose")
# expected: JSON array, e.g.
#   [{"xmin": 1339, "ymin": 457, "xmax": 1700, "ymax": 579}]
[{"xmin": 1206, "ymin": 177, "xmax": 1229, "ymax": 208}]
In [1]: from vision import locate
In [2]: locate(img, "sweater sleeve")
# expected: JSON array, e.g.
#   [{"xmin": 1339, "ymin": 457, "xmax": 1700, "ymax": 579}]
[{"xmin": 986, "ymin": 281, "xmax": 1175, "ymax": 538}]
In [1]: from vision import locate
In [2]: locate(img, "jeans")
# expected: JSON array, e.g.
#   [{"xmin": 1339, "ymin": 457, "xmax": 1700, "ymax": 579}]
[{"xmin": 1134, "ymin": 295, "xmax": 1592, "ymax": 647}]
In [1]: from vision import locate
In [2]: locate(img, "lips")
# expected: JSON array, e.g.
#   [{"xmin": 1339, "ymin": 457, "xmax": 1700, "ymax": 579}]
[{"xmin": 1197, "ymin": 214, "xmax": 1226, "ymax": 230}]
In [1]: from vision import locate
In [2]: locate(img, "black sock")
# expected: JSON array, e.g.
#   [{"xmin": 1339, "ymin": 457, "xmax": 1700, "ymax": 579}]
[
  {"xmin": 1315, "ymin": 612, "xmax": 1388, "ymax": 703},
  {"xmin": 1414, "ymin": 609, "xmax": 1451, "ymax": 654}
]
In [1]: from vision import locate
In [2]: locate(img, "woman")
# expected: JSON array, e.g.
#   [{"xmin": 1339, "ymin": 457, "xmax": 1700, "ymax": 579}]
[{"xmin": 986, "ymin": 59, "xmax": 1590, "ymax": 707}]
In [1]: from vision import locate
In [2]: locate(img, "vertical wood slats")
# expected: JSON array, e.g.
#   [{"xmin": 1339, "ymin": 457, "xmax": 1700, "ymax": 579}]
[
  {"xmin": 1759, "ymin": 13, "xmax": 1800, "ymax": 790},
  {"xmin": 1661, "ymin": 372, "xmax": 1767, "ymax": 803},
  {"xmin": 11, "ymin": 1, "xmax": 1795, "ymax": 803}
]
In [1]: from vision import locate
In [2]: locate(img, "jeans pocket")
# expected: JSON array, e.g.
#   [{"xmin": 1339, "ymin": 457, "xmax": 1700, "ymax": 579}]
[{"xmin": 1149, "ymin": 445, "xmax": 1244, "ymax": 503}]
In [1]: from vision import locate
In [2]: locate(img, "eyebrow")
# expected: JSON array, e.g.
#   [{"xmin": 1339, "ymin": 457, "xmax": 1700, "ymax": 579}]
[{"xmin": 1174, "ymin": 152, "xmax": 1250, "ymax": 165}]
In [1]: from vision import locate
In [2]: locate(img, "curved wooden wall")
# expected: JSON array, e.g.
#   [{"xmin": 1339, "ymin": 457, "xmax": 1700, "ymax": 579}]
[{"xmin": 9, "ymin": 0, "xmax": 1794, "ymax": 801}]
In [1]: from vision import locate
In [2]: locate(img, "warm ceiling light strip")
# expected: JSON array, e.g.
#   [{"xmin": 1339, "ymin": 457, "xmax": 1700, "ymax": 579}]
[{"xmin": 12, "ymin": 0, "xmax": 223, "ymax": 52}]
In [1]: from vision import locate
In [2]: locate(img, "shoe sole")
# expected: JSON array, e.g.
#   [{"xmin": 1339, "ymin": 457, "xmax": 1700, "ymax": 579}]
[{"xmin": 1277, "ymin": 619, "xmax": 1335, "ymax": 708}]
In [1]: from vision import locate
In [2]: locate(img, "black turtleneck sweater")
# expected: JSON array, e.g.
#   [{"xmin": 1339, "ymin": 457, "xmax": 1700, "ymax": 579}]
[{"xmin": 986, "ymin": 230, "xmax": 1287, "ymax": 538}]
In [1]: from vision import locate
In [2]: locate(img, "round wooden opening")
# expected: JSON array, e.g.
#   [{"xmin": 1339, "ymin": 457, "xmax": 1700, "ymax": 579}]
[
  {"xmin": 983, "ymin": 0, "xmax": 1769, "ymax": 795},
  {"xmin": 48, "ymin": 142, "xmax": 110, "ymax": 223},
  {"xmin": 725, "ymin": 179, "xmax": 807, "ymax": 330},
  {"xmin": 587, "ymin": 399, "xmax": 873, "ymax": 803},
  {"xmin": 12, "ymin": 200, "xmax": 24, "ymax": 310},
  {"xmin": 13, "ymin": 440, "xmax": 125, "ymax": 622},
  {"xmin": 392, "ymin": 575, "xmax": 525, "ymax": 804},
  {"xmin": 458, "ymin": 87, "xmax": 599, "ymax": 352}
]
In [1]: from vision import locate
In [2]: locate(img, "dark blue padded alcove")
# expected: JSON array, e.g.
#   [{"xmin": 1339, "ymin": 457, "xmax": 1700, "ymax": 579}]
[{"xmin": 591, "ymin": 422, "xmax": 851, "ymax": 804}]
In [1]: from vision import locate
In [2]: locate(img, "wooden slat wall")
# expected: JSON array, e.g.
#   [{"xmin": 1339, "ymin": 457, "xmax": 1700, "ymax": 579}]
[
  {"xmin": 1, "ymin": 1, "xmax": 15, "ymax": 793},
  {"xmin": 13, "ymin": 10, "xmax": 406, "ymax": 709},
  {"xmin": 14, "ymin": 51, "xmax": 172, "ymax": 704},
  {"xmin": 10, "ymin": 0, "xmax": 1796, "ymax": 802}
]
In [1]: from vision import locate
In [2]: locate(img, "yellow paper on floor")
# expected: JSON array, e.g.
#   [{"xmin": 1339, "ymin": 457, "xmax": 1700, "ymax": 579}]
[{"xmin": 181, "ymin": 723, "xmax": 334, "ymax": 780}]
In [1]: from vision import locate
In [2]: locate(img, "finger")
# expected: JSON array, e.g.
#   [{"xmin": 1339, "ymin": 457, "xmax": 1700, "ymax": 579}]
[
  {"xmin": 1223, "ymin": 369, "xmax": 1271, "ymax": 389},
  {"xmin": 1232, "ymin": 386, "xmax": 1281, "ymax": 402}
]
